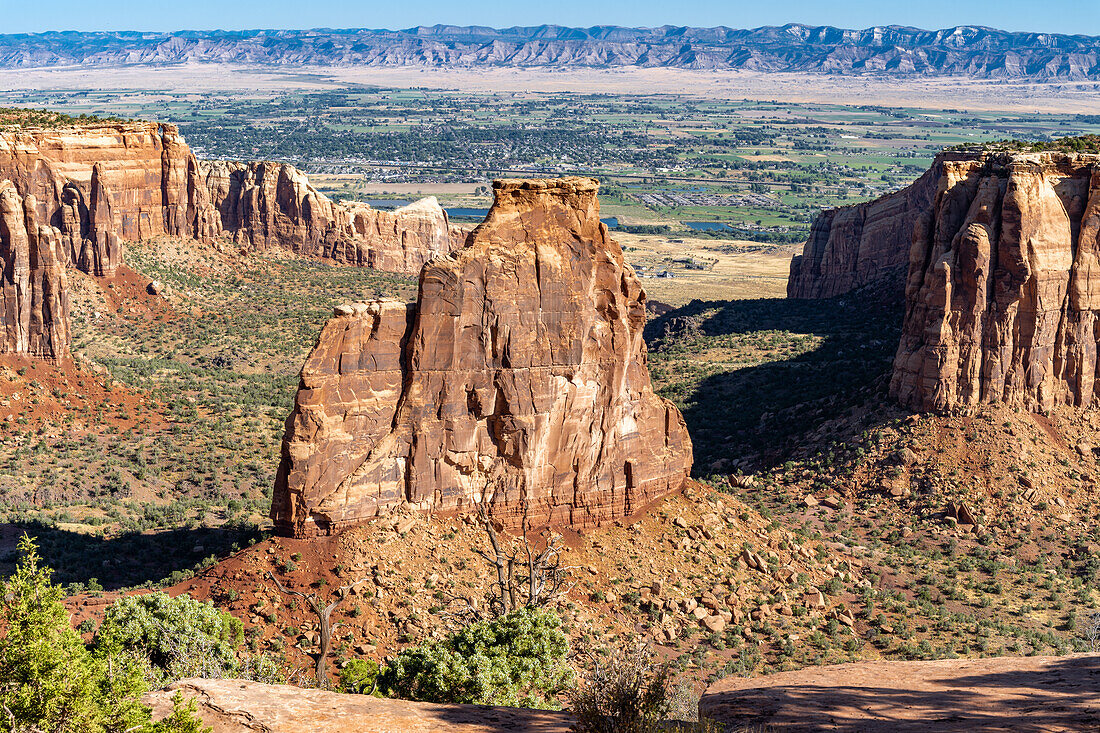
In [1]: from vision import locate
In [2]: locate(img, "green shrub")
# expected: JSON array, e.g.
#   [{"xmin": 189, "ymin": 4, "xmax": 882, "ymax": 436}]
[
  {"xmin": 96, "ymin": 592, "xmax": 244, "ymax": 685},
  {"xmin": 340, "ymin": 659, "xmax": 380, "ymax": 694},
  {"xmin": 147, "ymin": 693, "xmax": 211, "ymax": 733},
  {"xmin": 377, "ymin": 607, "xmax": 572, "ymax": 708},
  {"xmin": 0, "ymin": 534, "xmax": 208, "ymax": 733}
]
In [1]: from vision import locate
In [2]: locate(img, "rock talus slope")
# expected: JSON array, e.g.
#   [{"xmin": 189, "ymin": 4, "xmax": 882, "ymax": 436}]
[
  {"xmin": 272, "ymin": 177, "xmax": 692, "ymax": 536},
  {"xmin": 892, "ymin": 151, "xmax": 1100, "ymax": 412},
  {"xmin": 0, "ymin": 181, "xmax": 70, "ymax": 360}
]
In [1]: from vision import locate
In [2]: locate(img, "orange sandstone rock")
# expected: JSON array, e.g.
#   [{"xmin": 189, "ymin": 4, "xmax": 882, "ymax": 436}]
[
  {"xmin": 272, "ymin": 177, "xmax": 692, "ymax": 536},
  {"xmin": 892, "ymin": 152, "xmax": 1100, "ymax": 412},
  {"xmin": 201, "ymin": 160, "xmax": 466, "ymax": 275},
  {"xmin": 0, "ymin": 181, "xmax": 70, "ymax": 360},
  {"xmin": 787, "ymin": 154, "xmax": 951, "ymax": 299}
]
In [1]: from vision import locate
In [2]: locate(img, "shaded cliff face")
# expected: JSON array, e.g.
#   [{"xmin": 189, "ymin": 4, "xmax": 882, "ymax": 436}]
[
  {"xmin": 0, "ymin": 122, "xmax": 217, "ymax": 276},
  {"xmin": 891, "ymin": 152, "xmax": 1100, "ymax": 412},
  {"xmin": 0, "ymin": 181, "xmax": 70, "ymax": 360},
  {"xmin": 788, "ymin": 159, "xmax": 945, "ymax": 299},
  {"xmin": 271, "ymin": 177, "xmax": 693, "ymax": 536},
  {"xmin": 201, "ymin": 161, "xmax": 466, "ymax": 275}
]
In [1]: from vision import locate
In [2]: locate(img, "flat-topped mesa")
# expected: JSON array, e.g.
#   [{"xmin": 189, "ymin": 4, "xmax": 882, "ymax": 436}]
[
  {"xmin": 271, "ymin": 177, "xmax": 693, "ymax": 537},
  {"xmin": 891, "ymin": 151, "xmax": 1100, "ymax": 412},
  {"xmin": 200, "ymin": 160, "xmax": 467, "ymax": 275},
  {"xmin": 787, "ymin": 153, "xmax": 982, "ymax": 299},
  {"xmin": 0, "ymin": 121, "xmax": 218, "ymax": 276},
  {"xmin": 0, "ymin": 122, "xmax": 465, "ymax": 285},
  {"xmin": 0, "ymin": 181, "xmax": 70, "ymax": 360}
]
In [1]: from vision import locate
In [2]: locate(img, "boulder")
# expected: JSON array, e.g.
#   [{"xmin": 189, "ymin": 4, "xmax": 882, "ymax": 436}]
[{"xmin": 147, "ymin": 679, "xmax": 574, "ymax": 732}]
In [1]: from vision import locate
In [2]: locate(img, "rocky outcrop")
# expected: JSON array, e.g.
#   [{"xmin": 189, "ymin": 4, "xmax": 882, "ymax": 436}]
[
  {"xmin": 0, "ymin": 122, "xmax": 463, "ymax": 282},
  {"xmin": 0, "ymin": 121, "xmax": 218, "ymax": 275},
  {"xmin": 0, "ymin": 181, "xmax": 70, "ymax": 360},
  {"xmin": 788, "ymin": 158, "xmax": 946, "ymax": 299},
  {"xmin": 271, "ymin": 177, "xmax": 692, "ymax": 536},
  {"xmin": 891, "ymin": 151, "xmax": 1100, "ymax": 412},
  {"xmin": 146, "ymin": 678, "xmax": 575, "ymax": 733},
  {"xmin": 201, "ymin": 160, "xmax": 466, "ymax": 274}
]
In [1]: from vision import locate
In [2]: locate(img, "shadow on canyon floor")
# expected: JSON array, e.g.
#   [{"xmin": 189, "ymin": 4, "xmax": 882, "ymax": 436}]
[
  {"xmin": 700, "ymin": 655, "xmax": 1100, "ymax": 732},
  {"xmin": 0, "ymin": 520, "xmax": 265, "ymax": 590},
  {"xmin": 645, "ymin": 282, "xmax": 905, "ymax": 474}
]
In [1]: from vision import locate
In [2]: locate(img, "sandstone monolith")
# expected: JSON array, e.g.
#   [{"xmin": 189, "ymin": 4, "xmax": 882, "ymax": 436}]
[{"xmin": 272, "ymin": 177, "xmax": 692, "ymax": 535}]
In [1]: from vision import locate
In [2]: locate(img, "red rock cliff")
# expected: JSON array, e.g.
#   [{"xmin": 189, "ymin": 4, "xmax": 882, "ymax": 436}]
[
  {"xmin": 0, "ymin": 181, "xmax": 70, "ymax": 360},
  {"xmin": 891, "ymin": 151, "xmax": 1100, "ymax": 412},
  {"xmin": 787, "ymin": 156, "xmax": 950, "ymax": 299},
  {"xmin": 271, "ymin": 177, "xmax": 693, "ymax": 536},
  {"xmin": 201, "ymin": 160, "xmax": 467, "ymax": 275},
  {"xmin": 0, "ymin": 122, "xmax": 217, "ymax": 276}
]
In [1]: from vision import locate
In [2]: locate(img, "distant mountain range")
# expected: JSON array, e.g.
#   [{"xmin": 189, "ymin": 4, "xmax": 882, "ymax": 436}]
[{"xmin": 2, "ymin": 24, "xmax": 1099, "ymax": 80}]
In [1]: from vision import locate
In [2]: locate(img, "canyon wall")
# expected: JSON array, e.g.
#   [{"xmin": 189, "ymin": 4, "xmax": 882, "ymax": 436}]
[
  {"xmin": 0, "ymin": 181, "xmax": 70, "ymax": 360},
  {"xmin": 0, "ymin": 121, "xmax": 468, "ymax": 361},
  {"xmin": 891, "ymin": 151, "xmax": 1100, "ymax": 412},
  {"xmin": 0, "ymin": 121, "xmax": 216, "ymax": 277},
  {"xmin": 0, "ymin": 122, "xmax": 464, "ymax": 280},
  {"xmin": 201, "ymin": 161, "xmax": 467, "ymax": 274},
  {"xmin": 787, "ymin": 157, "xmax": 948, "ymax": 299},
  {"xmin": 271, "ymin": 177, "xmax": 693, "ymax": 536}
]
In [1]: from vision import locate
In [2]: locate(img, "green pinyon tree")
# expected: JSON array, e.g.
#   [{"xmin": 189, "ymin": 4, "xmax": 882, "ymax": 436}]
[{"xmin": 0, "ymin": 534, "xmax": 209, "ymax": 733}]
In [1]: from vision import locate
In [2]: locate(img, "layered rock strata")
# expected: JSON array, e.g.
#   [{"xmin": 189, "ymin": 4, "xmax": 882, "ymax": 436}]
[
  {"xmin": 271, "ymin": 177, "xmax": 693, "ymax": 536},
  {"xmin": 0, "ymin": 123, "xmax": 464, "ymax": 281},
  {"xmin": 201, "ymin": 161, "xmax": 466, "ymax": 274},
  {"xmin": 0, "ymin": 122, "xmax": 217, "ymax": 275},
  {"xmin": 891, "ymin": 151, "xmax": 1100, "ymax": 412},
  {"xmin": 787, "ymin": 158, "xmax": 947, "ymax": 299},
  {"xmin": 0, "ymin": 181, "xmax": 70, "ymax": 360}
]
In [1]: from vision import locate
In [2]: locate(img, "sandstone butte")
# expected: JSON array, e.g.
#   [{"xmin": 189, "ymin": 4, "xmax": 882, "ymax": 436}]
[
  {"xmin": 0, "ymin": 121, "xmax": 464, "ymax": 360},
  {"xmin": 892, "ymin": 151, "xmax": 1100, "ymax": 413},
  {"xmin": 271, "ymin": 177, "xmax": 693, "ymax": 536}
]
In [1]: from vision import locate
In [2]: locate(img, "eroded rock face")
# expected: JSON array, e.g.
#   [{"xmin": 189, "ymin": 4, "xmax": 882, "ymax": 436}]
[
  {"xmin": 0, "ymin": 123, "xmax": 463, "ymax": 282},
  {"xmin": 272, "ymin": 177, "xmax": 692, "ymax": 536},
  {"xmin": 788, "ymin": 156, "xmax": 949, "ymax": 299},
  {"xmin": 891, "ymin": 152, "xmax": 1100, "ymax": 412},
  {"xmin": 0, "ymin": 181, "xmax": 70, "ymax": 360},
  {"xmin": 201, "ymin": 160, "xmax": 466, "ymax": 275},
  {"xmin": 0, "ymin": 122, "xmax": 217, "ymax": 274}
]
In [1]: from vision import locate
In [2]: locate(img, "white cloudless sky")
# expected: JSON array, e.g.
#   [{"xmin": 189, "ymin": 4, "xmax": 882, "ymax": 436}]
[{"xmin": 1, "ymin": 0, "xmax": 1096, "ymax": 35}]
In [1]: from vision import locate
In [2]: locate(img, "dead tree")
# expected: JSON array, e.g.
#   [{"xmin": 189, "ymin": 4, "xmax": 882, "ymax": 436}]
[
  {"xmin": 445, "ymin": 479, "xmax": 574, "ymax": 622},
  {"xmin": 267, "ymin": 571, "xmax": 367, "ymax": 688}
]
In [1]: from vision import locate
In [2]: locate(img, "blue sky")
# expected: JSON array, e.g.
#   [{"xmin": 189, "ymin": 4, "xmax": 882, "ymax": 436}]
[{"xmin": 2, "ymin": 0, "xmax": 1096, "ymax": 35}]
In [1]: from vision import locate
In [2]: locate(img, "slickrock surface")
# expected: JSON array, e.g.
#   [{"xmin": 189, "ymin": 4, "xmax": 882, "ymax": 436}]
[
  {"xmin": 701, "ymin": 654, "xmax": 1100, "ymax": 731},
  {"xmin": 145, "ymin": 679, "xmax": 574, "ymax": 733},
  {"xmin": 0, "ymin": 181, "xmax": 70, "ymax": 360},
  {"xmin": 787, "ymin": 155, "xmax": 946, "ymax": 299},
  {"xmin": 892, "ymin": 152, "xmax": 1100, "ymax": 412},
  {"xmin": 272, "ymin": 177, "xmax": 692, "ymax": 536},
  {"xmin": 202, "ymin": 160, "xmax": 466, "ymax": 274}
]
